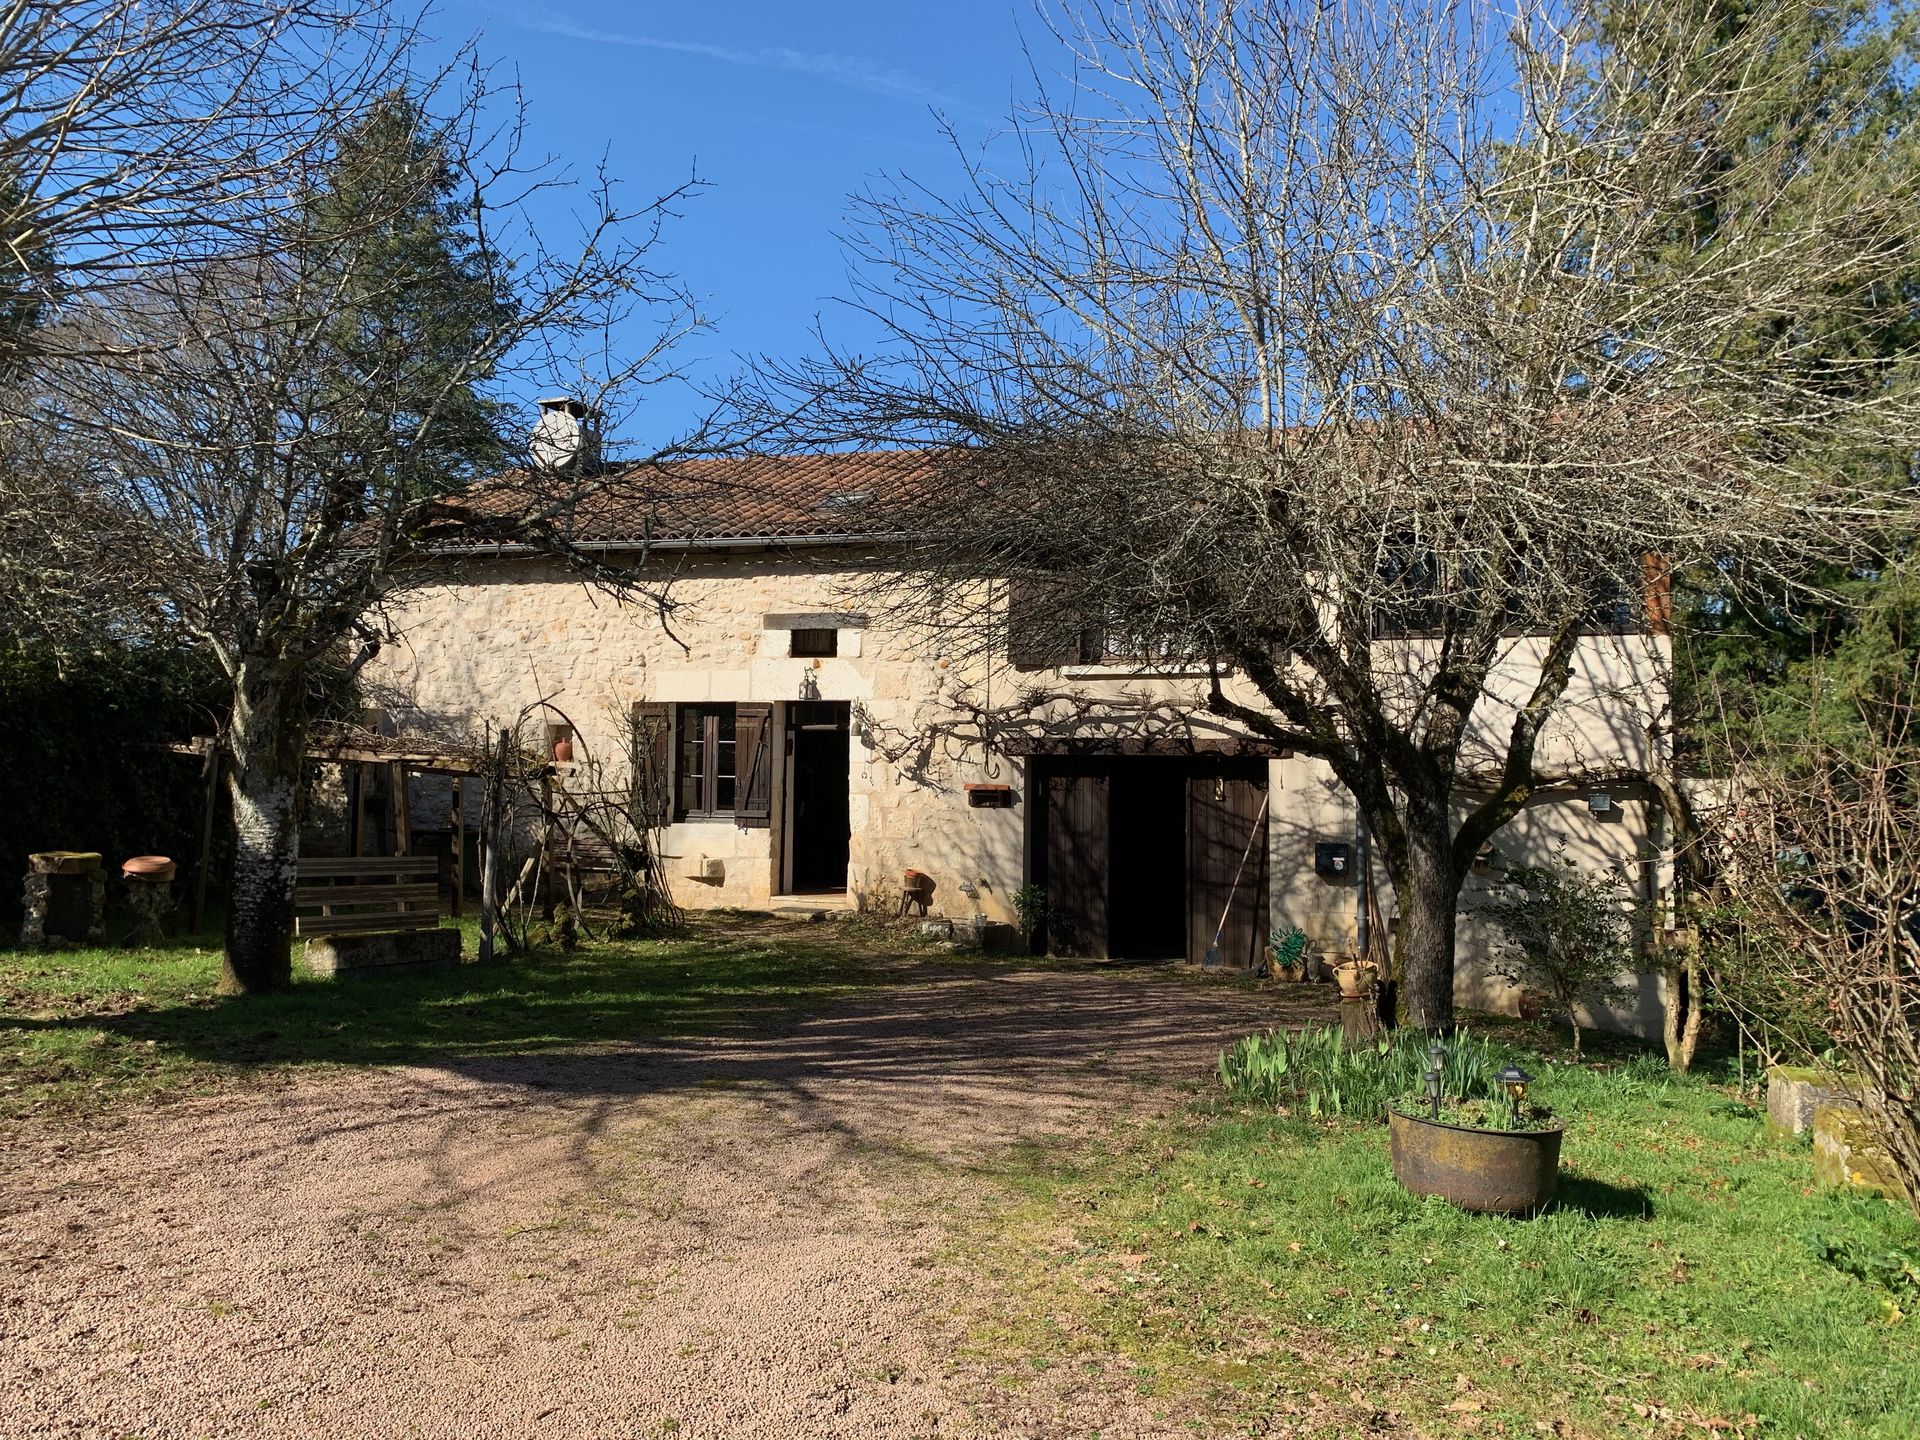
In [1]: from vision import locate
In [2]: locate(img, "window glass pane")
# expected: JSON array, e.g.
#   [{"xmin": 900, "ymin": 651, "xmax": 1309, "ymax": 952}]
[
  {"xmin": 713, "ymin": 707, "xmax": 737, "ymax": 811},
  {"xmin": 678, "ymin": 706, "xmax": 703, "ymax": 813},
  {"xmin": 790, "ymin": 627, "xmax": 837, "ymax": 657}
]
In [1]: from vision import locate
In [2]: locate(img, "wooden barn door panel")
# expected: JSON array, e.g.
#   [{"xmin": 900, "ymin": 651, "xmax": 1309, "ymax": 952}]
[
  {"xmin": 1046, "ymin": 770, "xmax": 1110, "ymax": 957},
  {"xmin": 1187, "ymin": 773, "xmax": 1270, "ymax": 968}
]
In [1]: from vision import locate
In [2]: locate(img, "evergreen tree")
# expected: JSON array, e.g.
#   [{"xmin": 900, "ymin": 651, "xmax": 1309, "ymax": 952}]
[
  {"xmin": 304, "ymin": 91, "xmax": 517, "ymax": 507},
  {"xmin": 1589, "ymin": 0, "xmax": 1920, "ymax": 753}
]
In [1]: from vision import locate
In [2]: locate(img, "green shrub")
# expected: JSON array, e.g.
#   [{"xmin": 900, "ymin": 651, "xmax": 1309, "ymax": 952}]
[{"xmin": 1219, "ymin": 1024, "xmax": 1509, "ymax": 1120}]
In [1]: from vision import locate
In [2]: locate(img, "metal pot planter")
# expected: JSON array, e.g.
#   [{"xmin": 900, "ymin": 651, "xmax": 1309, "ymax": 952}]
[{"xmin": 1388, "ymin": 1110, "xmax": 1565, "ymax": 1215}]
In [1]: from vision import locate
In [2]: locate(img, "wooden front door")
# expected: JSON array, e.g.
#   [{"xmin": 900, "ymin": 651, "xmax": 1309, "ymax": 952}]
[
  {"xmin": 1045, "ymin": 768, "xmax": 1111, "ymax": 957},
  {"xmin": 1187, "ymin": 770, "xmax": 1270, "ymax": 968}
]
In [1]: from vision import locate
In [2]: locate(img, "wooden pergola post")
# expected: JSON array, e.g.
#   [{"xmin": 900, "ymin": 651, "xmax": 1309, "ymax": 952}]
[
  {"xmin": 348, "ymin": 763, "xmax": 367, "ymax": 858},
  {"xmin": 190, "ymin": 741, "xmax": 220, "ymax": 936},
  {"xmin": 448, "ymin": 777, "xmax": 465, "ymax": 919},
  {"xmin": 389, "ymin": 761, "xmax": 411, "ymax": 856},
  {"xmin": 479, "ymin": 727, "xmax": 508, "ymax": 964}
]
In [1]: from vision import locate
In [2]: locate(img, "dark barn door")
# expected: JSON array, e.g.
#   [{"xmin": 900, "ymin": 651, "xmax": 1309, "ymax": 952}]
[
  {"xmin": 1045, "ymin": 768, "xmax": 1111, "ymax": 957},
  {"xmin": 1186, "ymin": 769, "xmax": 1270, "ymax": 968}
]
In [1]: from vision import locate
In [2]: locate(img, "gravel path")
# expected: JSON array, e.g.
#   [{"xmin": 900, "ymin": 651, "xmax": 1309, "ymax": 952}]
[{"xmin": 1, "ymin": 943, "xmax": 1332, "ymax": 1439}]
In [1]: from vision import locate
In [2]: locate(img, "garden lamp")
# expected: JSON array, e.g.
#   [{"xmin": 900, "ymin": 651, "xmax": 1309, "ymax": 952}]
[
  {"xmin": 1423, "ymin": 1062, "xmax": 1443, "ymax": 1121},
  {"xmin": 1498, "ymin": 1064, "xmax": 1532, "ymax": 1129}
]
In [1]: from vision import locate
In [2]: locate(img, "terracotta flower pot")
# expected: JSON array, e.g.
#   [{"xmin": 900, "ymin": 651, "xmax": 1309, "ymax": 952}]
[
  {"xmin": 121, "ymin": 855, "xmax": 176, "ymax": 883},
  {"xmin": 1333, "ymin": 960, "xmax": 1376, "ymax": 997},
  {"xmin": 1388, "ymin": 1110, "xmax": 1564, "ymax": 1215},
  {"xmin": 552, "ymin": 737, "xmax": 574, "ymax": 763}
]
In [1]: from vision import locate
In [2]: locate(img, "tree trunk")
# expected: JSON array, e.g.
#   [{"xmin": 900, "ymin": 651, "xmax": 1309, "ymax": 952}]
[
  {"xmin": 1661, "ymin": 940, "xmax": 1705, "ymax": 1072},
  {"xmin": 1392, "ymin": 832, "xmax": 1462, "ymax": 1033},
  {"xmin": 221, "ymin": 657, "xmax": 309, "ymax": 994}
]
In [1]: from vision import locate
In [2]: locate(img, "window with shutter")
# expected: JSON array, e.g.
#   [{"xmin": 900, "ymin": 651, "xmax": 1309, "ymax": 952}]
[
  {"xmin": 631, "ymin": 702, "xmax": 671, "ymax": 827},
  {"xmin": 662, "ymin": 701, "xmax": 773, "ymax": 826},
  {"xmin": 1006, "ymin": 578, "xmax": 1088, "ymax": 670},
  {"xmin": 736, "ymin": 703, "xmax": 772, "ymax": 826}
]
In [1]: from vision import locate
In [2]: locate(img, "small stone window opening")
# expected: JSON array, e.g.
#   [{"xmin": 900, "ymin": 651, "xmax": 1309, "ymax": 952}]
[{"xmin": 790, "ymin": 627, "xmax": 838, "ymax": 658}]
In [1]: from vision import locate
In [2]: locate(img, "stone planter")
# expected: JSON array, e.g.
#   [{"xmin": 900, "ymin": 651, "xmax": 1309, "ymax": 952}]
[
  {"xmin": 20, "ymin": 851, "xmax": 106, "ymax": 947},
  {"xmin": 1813, "ymin": 1099, "xmax": 1901, "ymax": 1197},
  {"xmin": 1388, "ymin": 1110, "xmax": 1565, "ymax": 1215},
  {"xmin": 1767, "ymin": 1065, "xmax": 1852, "ymax": 1139}
]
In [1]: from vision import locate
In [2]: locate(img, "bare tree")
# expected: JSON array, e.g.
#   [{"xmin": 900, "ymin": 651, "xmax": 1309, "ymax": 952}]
[
  {"xmin": 0, "ymin": 2, "xmax": 441, "ymax": 648},
  {"xmin": 26, "ymin": 44, "xmax": 729, "ymax": 991},
  {"xmin": 1717, "ymin": 671, "xmax": 1920, "ymax": 1214},
  {"xmin": 762, "ymin": 0, "xmax": 1920, "ymax": 1029}
]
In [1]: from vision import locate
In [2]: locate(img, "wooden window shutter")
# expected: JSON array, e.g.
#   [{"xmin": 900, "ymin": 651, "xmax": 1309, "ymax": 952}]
[
  {"xmin": 631, "ymin": 702, "xmax": 672, "ymax": 827},
  {"xmin": 1006, "ymin": 578, "xmax": 1082, "ymax": 671},
  {"xmin": 736, "ymin": 702, "xmax": 773, "ymax": 826}
]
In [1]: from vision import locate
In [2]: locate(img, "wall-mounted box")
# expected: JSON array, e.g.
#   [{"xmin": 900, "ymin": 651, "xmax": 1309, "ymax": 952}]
[
  {"xmin": 965, "ymin": 783, "xmax": 1016, "ymax": 808},
  {"xmin": 1314, "ymin": 841, "xmax": 1353, "ymax": 880}
]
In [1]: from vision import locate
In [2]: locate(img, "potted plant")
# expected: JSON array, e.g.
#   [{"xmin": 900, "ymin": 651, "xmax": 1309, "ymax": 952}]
[
  {"xmin": 1388, "ymin": 1054, "xmax": 1564, "ymax": 1214},
  {"xmin": 1011, "ymin": 883, "xmax": 1049, "ymax": 955},
  {"xmin": 1330, "ymin": 952, "xmax": 1377, "ymax": 997}
]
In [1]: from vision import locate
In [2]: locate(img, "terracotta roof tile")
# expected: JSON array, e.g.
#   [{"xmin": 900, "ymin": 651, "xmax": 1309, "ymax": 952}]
[{"xmin": 424, "ymin": 450, "xmax": 934, "ymax": 549}]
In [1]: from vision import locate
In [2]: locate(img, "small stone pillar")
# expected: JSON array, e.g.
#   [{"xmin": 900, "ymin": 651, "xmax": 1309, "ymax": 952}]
[
  {"xmin": 121, "ymin": 856, "xmax": 178, "ymax": 948},
  {"xmin": 21, "ymin": 851, "xmax": 106, "ymax": 947}
]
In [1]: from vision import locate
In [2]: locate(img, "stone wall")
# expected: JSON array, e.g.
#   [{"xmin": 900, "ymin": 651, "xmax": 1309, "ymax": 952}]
[{"xmin": 372, "ymin": 555, "xmax": 1029, "ymax": 918}]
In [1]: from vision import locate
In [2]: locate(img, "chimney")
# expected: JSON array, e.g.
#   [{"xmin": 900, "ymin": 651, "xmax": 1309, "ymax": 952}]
[{"xmin": 528, "ymin": 395, "xmax": 600, "ymax": 474}]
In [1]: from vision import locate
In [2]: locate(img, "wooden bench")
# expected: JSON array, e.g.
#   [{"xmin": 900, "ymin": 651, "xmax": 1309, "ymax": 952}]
[{"xmin": 294, "ymin": 856, "xmax": 444, "ymax": 937}]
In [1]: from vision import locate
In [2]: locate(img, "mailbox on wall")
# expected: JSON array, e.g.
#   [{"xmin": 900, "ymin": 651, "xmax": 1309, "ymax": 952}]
[{"xmin": 1314, "ymin": 841, "xmax": 1353, "ymax": 880}]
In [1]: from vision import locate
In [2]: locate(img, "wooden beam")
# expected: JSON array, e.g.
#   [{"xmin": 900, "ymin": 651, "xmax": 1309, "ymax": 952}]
[
  {"xmin": 297, "ymin": 856, "xmax": 438, "ymax": 878},
  {"xmin": 448, "ymin": 776, "xmax": 465, "ymax": 919},
  {"xmin": 538, "ymin": 772, "xmax": 555, "ymax": 921},
  {"xmin": 307, "ymin": 742, "xmax": 481, "ymax": 773},
  {"xmin": 390, "ymin": 762, "xmax": 410, "ymax": 856},
  {"xmin": 190, "ymin": 744, "xmax": 220, "ymax": 936},
  {"xmin": 348, "ymin": 763, "xmax": 367, "ymax": 858},
  {"xmin": 479, "ymin": 728, "xmax": 508, "ymax": 964}
]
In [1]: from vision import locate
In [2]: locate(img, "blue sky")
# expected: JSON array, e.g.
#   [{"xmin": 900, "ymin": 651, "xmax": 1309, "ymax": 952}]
[{"xmin": 432, "ymin": 3, "xmax": 1036, "ymax": 442}]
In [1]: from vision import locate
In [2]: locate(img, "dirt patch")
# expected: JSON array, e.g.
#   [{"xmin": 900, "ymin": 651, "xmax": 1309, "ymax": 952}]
[{"xmin": 0, "ymin": 942, "xmax": 1334, "ymax": 1439}]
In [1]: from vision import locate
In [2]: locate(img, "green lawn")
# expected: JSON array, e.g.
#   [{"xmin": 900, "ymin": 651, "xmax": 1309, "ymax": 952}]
[
  {"xmin": 0, "ymin": 913, "xmax": 884, "ymax": 1126},
  {"xmin": 968, "ymin": 1049, "xmax": 1920, "ymax": 1439}
]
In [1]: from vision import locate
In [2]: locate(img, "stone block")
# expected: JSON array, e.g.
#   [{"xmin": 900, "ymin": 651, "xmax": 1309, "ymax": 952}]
[
  {"xmin": 1768, "ymin": 1065, "xmax": 1851, "ymax": 1139},
  {"xmin": 1812, "ymin": 1100, "xmax": 1902, "ymax": 1197},
  {"xmin": 302, "ymin": 927, "xmax": 462, "ymax": 979},
  {"xmin": 21, "ymin": 852, "xmax": 106, "ymax": 947}
]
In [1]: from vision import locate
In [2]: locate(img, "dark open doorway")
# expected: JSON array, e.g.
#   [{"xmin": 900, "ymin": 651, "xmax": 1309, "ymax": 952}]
[
  {"xmin": 785, "ymin": 701, "xmax": 850, "ymax": 893},
  {"xmin": 1032, "ymin": 754, "xmax": 1269, "ymax": 965},
  {"xmin": 1108, "ymin": 760, "xmax": 1188, "ymax": 959}
]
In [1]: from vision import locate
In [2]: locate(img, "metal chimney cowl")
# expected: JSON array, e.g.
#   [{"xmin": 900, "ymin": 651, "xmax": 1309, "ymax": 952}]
[{"xmin": 529, "ymin": 395, "xmax": 600, "ymax": 474}]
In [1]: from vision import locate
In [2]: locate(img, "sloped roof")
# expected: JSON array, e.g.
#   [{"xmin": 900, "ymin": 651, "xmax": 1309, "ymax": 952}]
[{"xmin": 422, "ymin": 450, "xmax": 936, "ymax": 550}]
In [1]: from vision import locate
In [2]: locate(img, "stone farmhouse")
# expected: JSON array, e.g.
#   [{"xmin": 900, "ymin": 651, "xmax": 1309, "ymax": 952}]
[{"xmin": 369, "ymin": 405, "xmax": 1676, "ymax": 1032}]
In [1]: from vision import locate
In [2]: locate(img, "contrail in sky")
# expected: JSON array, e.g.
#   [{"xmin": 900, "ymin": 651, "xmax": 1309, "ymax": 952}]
[{"xmin": 526, "ymin": 15, "xmax": 970, "ymax": 112}]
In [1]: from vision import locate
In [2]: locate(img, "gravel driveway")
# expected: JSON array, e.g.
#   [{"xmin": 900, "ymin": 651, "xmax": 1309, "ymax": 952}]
[{"xmin": 1, "ymin": 940, "xmax": 1330, "ymax": 1439}]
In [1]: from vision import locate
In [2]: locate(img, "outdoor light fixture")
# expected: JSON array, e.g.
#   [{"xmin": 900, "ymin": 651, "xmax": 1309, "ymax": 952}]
[
  {"xmin": 1498, "ymin": 1063, "xmax": 1533, "ymax": 1129},
  {"xmin": 1425, "ymin": 1041, "xmax": 1447, "ymax": 1120}
]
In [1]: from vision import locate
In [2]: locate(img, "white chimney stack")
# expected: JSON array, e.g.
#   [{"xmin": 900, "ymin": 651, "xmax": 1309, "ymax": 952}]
[{"xmin": 529, "ymin": 395, "xmax": 600, "ymax": 474}]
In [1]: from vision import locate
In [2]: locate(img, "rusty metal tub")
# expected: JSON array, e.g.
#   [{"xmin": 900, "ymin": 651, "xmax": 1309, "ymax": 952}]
[{"xmin": 1388, "ymin": 1110, "xmax": 1564, "ymax": 1215}]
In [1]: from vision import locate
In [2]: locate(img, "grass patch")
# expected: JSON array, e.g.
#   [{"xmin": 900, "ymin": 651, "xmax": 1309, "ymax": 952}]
[
  {"xmin": 0, "ymin": 912, "xmax": 892, "ymax": 1126},
  {"xmin": 970, "ymin": 1052, "xmax": 1920, "ymax": 1438}
]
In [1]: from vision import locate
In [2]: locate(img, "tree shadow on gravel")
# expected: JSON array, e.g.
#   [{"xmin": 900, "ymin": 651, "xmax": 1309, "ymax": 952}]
[{"xmin": 3, "ymin": 914, "xmax": 1337, "ymax": 1133}]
